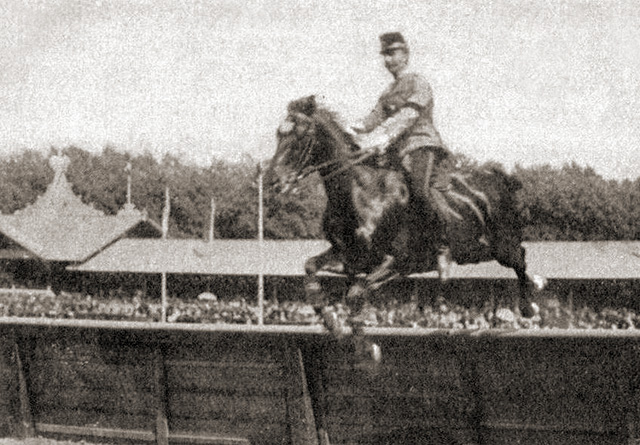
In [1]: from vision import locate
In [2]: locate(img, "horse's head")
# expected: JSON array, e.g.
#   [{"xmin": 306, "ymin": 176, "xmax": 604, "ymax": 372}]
[{"xmin": 267, "ymin": 95, "xmax": 355, "ymax": 193}]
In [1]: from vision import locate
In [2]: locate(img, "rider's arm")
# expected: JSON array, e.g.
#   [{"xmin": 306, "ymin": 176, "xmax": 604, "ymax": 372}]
[
  {"xmin": 357, "ymin": 106, "xmax": 420, "ymax": 154},
  {"xmin": 357, "ymin": 74, "xmax": 432, "ymax": 153},
  {"xmin": 352, "ymin": 101, "xmax": 385, "ymax": 134}
]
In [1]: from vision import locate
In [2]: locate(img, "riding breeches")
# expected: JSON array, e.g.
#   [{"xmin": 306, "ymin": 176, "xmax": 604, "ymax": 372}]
[
  {"xmin": 400, "ymin": 147, "xmax": 446, "ymax": 206},
  {"xmin": 400, "ymin": 147, "xmax": 449, "ymax": 246}
]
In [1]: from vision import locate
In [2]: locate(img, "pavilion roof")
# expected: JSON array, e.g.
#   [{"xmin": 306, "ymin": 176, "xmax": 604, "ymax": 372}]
[
  {"xmin": 70, "ymin": 239, "xmax": 640, "ymax": 280},
  {"xmin": 0, "ymin": 155, "xmax": 161, "ymax": 262}
]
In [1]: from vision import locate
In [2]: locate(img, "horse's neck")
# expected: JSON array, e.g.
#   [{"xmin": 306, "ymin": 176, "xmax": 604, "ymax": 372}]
[
  {"xmin": 322, "ymin": 169, "xmax": 355, "ymax": 204},
  {"xmin": 322, "ymin": 165, "xmax": 380, "ymax": 225},
  {"xmin": 316, "ymin": 129, "xmax": 356, "ymax": 195}
]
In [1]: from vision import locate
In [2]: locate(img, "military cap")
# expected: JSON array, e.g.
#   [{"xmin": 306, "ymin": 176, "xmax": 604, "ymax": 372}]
[{"xmin": 379, "ymin": 32, "xmax": 408, "ymax": 54}]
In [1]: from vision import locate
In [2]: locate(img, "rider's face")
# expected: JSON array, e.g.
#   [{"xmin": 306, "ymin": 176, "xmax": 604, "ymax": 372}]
[{"xmin": 383, "ymin": 49, "xmax": 408, "ymax": 76}]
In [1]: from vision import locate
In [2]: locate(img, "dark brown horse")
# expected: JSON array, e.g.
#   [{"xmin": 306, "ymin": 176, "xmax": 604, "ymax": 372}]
[{"xmin": 267, "ymin": 95, "xmax": 543, "ymax": 334}]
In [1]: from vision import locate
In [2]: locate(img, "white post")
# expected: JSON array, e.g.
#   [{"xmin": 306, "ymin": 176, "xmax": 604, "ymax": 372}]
[
  {"xmin": 209, "ymin": 196, "xmax": 215, "ymax": 242},
  {"xmin": 161, "ymin": 271, "xmax": 167, "ymax": 323},
  {"xmin": 162, "ymin": 187, "xmax": 170, "ymax": 239},
  {"xmin": 257, "ymin": 162, "xmax": 264, "ymax": 325},
  {"xmin": 161, "ymin": 187, "xmax": 170, "ymax": 323},
  {"xmin": 126, "ymin": 162, "xmax": 132, "ymax": 206}
]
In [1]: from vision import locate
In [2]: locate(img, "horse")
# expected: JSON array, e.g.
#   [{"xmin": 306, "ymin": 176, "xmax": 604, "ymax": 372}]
[{"xmin": 266, "ymin": 95, "xmax": 544, "ymax": 336}]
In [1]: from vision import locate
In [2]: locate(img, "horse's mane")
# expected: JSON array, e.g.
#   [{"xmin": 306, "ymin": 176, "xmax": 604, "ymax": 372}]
[{"xmin": 288, "ymin": 96, "xmax": 358, "ymax": 152}]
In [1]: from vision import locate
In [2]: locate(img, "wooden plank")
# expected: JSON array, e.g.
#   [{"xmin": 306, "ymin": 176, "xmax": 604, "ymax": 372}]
[
  {"xmin": 168, "ymin": 393, "xmax": 286, "ymax": 422},
  {"xmin": 166, "ymin": 362, "xmax": 284, "ymax": 394},
  {"xmin": 31, "ymin": 388, "xmax": 155, "ymax": 415},
  {"xmin": 29, "ymin": 363, "xmax": 156, "ymax": 393},
  {"xmin": 483, "ymin": 427, "xmax": 622, "ymax": 445},
  {"xmin": 37, "ymin": 422, "xmax": 250, "ymax": 444},
  {"xmin": 36, "ymin": 410, "xmax": 152, "ymax": 431},
  {"xmin": 300, "ymin": 342, "xmax": 330, "ymax": 445},
  {"xmin": 169, "ymin": 418, "xmax": 287, "ymax": 445},
  {"xmin": 482, "ymin": 421, "xmax": 622, "ymax": 433},
  {"xmin": 12, "ymin": 331, "xmax": 34, "ymax": 438},
  {"xmin": 0, "ymin": 334, "xmax": 18, "ymax": 436},
  {"xmin": 621, "ymin": 344, "xmax": 640, "ymax": 445},
  {"xmin": 169, "ymin": 432, "xmax": 250, "ymax": 445},
  {"xmin": 476, "ymin": 352, "xmax": 625, "ymax": 429},
  {"xmin": 154, "ymin": 346, "xmax": 169, "ymax": 445},
  {"xmin": 36, "ymin": 422, "xmax": 155, "ymax": 441},
  {"xmin": 5, "ymin": 316, "xmax": 640, "ymax": 339},
  {"xmin": 164, "ymin": 339, "xmax": 281, "ymax": 363},
  {"xmin": 280, "ymin": 341, "xmax": 318, "ymax": 445}
]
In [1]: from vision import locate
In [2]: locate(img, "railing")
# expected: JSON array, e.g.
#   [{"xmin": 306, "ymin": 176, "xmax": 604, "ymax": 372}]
[{"xmin": 1, "ymin": 317, "xmax": 640, "ymax": 445}]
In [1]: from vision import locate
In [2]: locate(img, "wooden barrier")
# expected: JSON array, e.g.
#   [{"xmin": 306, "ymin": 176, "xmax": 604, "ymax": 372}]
[{"xmin": 1, "ymin": 317, "xmax": 640, "ymax": 445}]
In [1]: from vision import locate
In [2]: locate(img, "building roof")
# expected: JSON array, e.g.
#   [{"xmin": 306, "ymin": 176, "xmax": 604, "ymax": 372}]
[
  {"xmin": 0, "ymin": 155, "xmax": 161, "ymax": 262},
  {"xmin": 70, "ymin": 239, "xmax": 640, "ymax": 280},
  {"xmin": 71, "ymin": 239, "xmax": 330, "ymax": 276}
]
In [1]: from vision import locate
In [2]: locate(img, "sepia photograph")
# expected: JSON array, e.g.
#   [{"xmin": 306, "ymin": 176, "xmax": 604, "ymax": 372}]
[{"xmin": 0, "ymin": 0, "xmax": 639, "ymax": 444}]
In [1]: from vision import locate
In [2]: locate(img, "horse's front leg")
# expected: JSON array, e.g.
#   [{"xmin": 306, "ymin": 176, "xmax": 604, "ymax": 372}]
[
  {"xmin": 340, "ymin": 254, "xmax": 397, "ymax": 367},
  {"xmin": 304, "ymin": 248, "xmax": 350, "ymax": 330},
  {"xmin": 346, "ymin": 254, "xmax": 399, "ymax": 325}
]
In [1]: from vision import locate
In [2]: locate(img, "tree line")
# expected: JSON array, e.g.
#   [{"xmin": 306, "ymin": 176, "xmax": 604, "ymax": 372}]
[{"xmin": 0, "ymin": 146, "xmax": 638, "ymax": 241}]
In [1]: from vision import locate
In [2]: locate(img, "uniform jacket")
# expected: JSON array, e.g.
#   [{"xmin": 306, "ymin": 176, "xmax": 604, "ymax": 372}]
[{"xmin": 359, "ymin": 71, "xmax": 444, "ymax": 156}]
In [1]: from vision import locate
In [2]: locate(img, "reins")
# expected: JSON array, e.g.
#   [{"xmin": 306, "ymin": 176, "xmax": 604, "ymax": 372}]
[
  {"xmin": 320, "ymin": 150, "xmax": 376, "ymax": 180},
  {"xmin": 293, "ymin": 147, "xmax": 376, "ymax": 182},
  {"xmin": 291, "ymin": 126, "xmax": 377, "ymax": 182}
]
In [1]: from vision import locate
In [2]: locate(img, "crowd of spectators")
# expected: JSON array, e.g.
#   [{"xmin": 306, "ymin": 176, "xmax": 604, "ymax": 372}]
[{"xmin": 0, "ymin": 287, "xmax": 639, "ymax": 330}]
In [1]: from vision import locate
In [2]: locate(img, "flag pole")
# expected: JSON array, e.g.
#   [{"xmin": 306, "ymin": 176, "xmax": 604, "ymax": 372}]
[
  {"xmin": 209, "ymin": 196, "xmax": 215, "ymax": 242},
  {"xmin": 126, "ymin": 162, "xmax": 132, "ymax": 206},
  {"xmin": 257, "ymin": 162, "xmax": 264, "ymax": 325},
  {"xmin": 161, "ymin": 186, "xmax": 170, "ymax": 323}
]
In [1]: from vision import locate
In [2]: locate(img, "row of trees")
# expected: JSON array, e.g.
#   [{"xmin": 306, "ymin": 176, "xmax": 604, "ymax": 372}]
[{"xmin": 0, "ymin": 147, "xmax": 638, "ymax": 241}]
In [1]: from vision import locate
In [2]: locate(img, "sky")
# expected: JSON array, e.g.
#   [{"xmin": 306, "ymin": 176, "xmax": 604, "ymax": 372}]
[{"xmin": 1, "ymin": 0, "xmax": 639, "ymax": 180}]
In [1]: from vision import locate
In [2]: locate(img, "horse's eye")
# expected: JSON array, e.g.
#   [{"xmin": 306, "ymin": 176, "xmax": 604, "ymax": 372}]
[{"xmin": 278, "ymin": 120, "xmax": 295, "ymax": 135}]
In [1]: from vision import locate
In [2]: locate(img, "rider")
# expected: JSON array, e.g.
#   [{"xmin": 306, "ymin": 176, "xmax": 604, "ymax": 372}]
[{"xmin": 352, "ymin": 32, "xmax": 452, "ymax": 279}]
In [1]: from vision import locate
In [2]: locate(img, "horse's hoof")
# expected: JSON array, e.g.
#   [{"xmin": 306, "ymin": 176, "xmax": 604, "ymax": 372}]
[
  {"xmin": 347, "ymin": 281, "xmax": 367, "ymax": 300},
  {"xmin": 527, "ymin": 273, "xmax": 547, "ymax": 291},
  {"xmin": 369, "ymin": 342, "xmax": 382, "ymax": 363},
  {"xmin": 532, "ymin": 274, "xmax": 547, "ymax": 291},
  {"xmin": 322, "ymin": 309, "xmax": 348, "ymax": 339},
  {"xmin": 353, "ymin": 338, "xmax": 383, "ymax": 374},
  {"xmin": 520, "ymin": 302, "xmax": 540, "ymax": 318}
]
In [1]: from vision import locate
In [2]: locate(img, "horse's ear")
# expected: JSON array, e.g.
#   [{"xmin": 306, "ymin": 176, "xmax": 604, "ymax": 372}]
[
  {"xmin": 288, "ymin": 95, "xmax": 317, "ymax": 116},
  {"xmin": 301, "ymin": 95, "xmax": 316, "ymax": 116}
]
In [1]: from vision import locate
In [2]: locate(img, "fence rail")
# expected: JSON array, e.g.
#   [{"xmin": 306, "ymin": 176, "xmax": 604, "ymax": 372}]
[{"xmin": 1, "ymin": 317, "xmax": 640, "ymax": 445}]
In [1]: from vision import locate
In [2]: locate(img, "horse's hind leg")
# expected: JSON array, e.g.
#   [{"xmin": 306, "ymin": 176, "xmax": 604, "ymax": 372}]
[
  {"xmin": 493, "ymin": 243, "xmax": 544, "ymax": 317},
  {"xmin": 346, "ymin": 254, "xmax": 399, "ymax": 316}
]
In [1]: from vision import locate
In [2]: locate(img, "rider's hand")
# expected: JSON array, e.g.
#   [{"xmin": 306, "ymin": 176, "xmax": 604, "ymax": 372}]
[
  {"xmin": 344, "ymin": 126, "xmax": 358, "ymax": 137},
  {"xmin": 349, "ymin": 125, "xmax": 368, "ymax": 134},
  {"xmin": 356, "ymin": 130, "xmax": 390, "ymax": 155}
]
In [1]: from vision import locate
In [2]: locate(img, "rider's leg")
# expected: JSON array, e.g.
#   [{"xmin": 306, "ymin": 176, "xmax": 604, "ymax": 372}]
[{"xmin": 402, "ymin": 148, "xmax": 452, "ymax": 280}]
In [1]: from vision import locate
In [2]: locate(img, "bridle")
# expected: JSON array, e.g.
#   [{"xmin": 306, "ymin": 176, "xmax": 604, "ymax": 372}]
[{"xmin": 279, "ymin": 112, "xmax": 376, "ymax": 184}]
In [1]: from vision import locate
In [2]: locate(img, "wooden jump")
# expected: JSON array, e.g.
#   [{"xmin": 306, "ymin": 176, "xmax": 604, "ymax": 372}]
[{"xmin": 1, "ymin": 317, "xmax": 640, "ymax": 445}]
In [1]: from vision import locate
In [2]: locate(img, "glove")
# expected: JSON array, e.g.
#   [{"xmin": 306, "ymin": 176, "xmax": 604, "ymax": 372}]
[
  {"xmin": 349, "ymin": 124, "xmax": 368, "ymax": 135},
  {"xmin": 352, "ymin": 107, "xmax": 419, "ymax": 155}
]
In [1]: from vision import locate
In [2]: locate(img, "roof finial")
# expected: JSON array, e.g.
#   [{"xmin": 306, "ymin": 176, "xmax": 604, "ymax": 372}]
[{"xmin": 49, "ymin": 151, "xmax": 70, "ymax": 186}]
